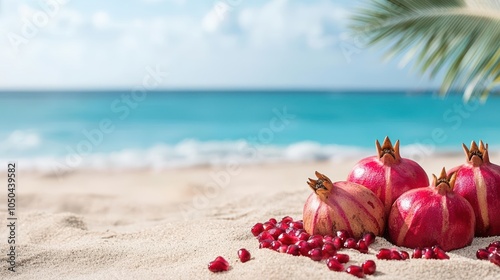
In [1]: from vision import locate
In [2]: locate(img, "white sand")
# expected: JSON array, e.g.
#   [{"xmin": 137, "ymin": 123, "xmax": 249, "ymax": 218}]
[{"xmin": 1, "ymin": 156, "xmax": 499, "ymax": 279}]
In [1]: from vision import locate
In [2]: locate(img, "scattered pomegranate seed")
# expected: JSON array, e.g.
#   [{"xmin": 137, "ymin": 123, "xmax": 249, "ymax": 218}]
[
  {"xmin": 289, "ymin": 221, "xmax": 303, "ymax": 230},
  {"xmin": 346, "ymin": 265, "xmax": 365, "ymax": 278},
  {"xmin": 257, "ymin": 231, "xmax": 273, "ymax": 242},
  {"xmin": 286, "ymin": 245, "xmax": 300, "ymax": 256},
  {"xmin": 357, "ymin": 240, "xmax": 369, "ymax": 254},
  {"xmin": 308, "ymin": 248, "xmax": 323, "ymax": 261},
  {"xmin": 488, "ymin": 246, "xmax": 499, "ymax": 254},
  {"xmin": 362, "ymin": 260, "xmax": 376, "ymax": 275},
  {"xmin": 336, "ymin": 230, "xmax": 350, "ymax": 243},
  {"xmin": 362, "ymin": 232, "xmax": 376, "ymax": 246},
  {"xmin": 332, "ymin": 236, "xmax": 344, "ymax": 249},
  {"xmin": 276, "ymin": 222, "xmax": 289, "ymax": 230},
  {"xmin": 432, "ymin": 246, "xmax": 449, "ymax": 260},
  {"xmin": 477, "ymin": 248, "xmax": 490, "ymax": 260},
  {"xmin": 344, "ymin": 238, "xmax": 357, "ymax": 249},
  {"xmin": 281, "ymin": 216, "xmax": 294, "ymax": 224},
  {"xmin": 278, "ymin": 233, "xmax": 296, "ymax": 245},
  {"xmin": 423, "ymin": 248, "xmax": 435, "ymax": 259},
  {"xmin": 268, "ymin": 228, "xmax": 284, "ymax": 240},
  {"xmin": 238, "ymin": 249, "xmax": 251, "ymax": 263},
  {"xmin": 322, "ymin": 242, "xmax": 337, "ymax": 257},
  {"xmin": 307, "ymin": 238, "xmax": 323, "ymax": 249},
  {"xmin": 323, "ymin": 234, "xmax": 334, "ymax": 243},
  {"xmin": 326, "ymin": 258, "xmax": 345, "ymax": 272},
  {"xmin": 208, "ymin": 256, "xmax": 229, "ymax": 272},
  {"xmin": 268, "ymin": 218, "xmax": 278, "ymax": 225},
  {"xmin": 412, "ymin": 248, "xmax": 422, "ymax": 259},
  {"xmin": 332, "ymin": 253, "xmax": 350, "ymax": 263},
  {"xmin": 489, "ymin": 241, "xmax": 500, "ymax": 249},
  {"xmin": 376, "ymin": 248, "xmax": 392, "ymax": 260},
  {"xmin": 259, "ymin": 240, "xmax": 273, "ymax": 249},
  {"xmin": 278, "ymin": 244, "xmax": 288, "ymax": 253},
  {"xmin": 270, "ymin": 240, "xmax": 282, "ymax": 251},
  {"xmin": 296, "ymin": 231, "xmax": 310, "ymax": 241},
  {"xmin": 400, "ymin": 251, "xmax": 410, "ymax": 260},
  {"xmin": 390, "ymin": 250, "xmax": 402, "ymax": 260},
  {"xmin": 263, "ymin": 221, "xmax": 275, "ymax": 231},
  {"xmin": 251, "ymin": 223, "xmax": 264, "ymax": 237},
  {"xmin": 489, "ymin": 252, "xmax": 500, "ymax": 266}
]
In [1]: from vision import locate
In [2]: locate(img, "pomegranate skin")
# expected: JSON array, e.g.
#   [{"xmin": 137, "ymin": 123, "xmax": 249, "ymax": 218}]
[
  {"xmin": 450, "ymin": 141, "xmax": 500, "ymax": 237},
  {"xmin": 347, "ymin": 137, "xmax": 429, "ymax": 215},
  {"xmin": 388, "ymin": 168, "xmax": 475, "ymax": 251},
  {"xmin": 303, "ymin": 171, "xmax": 385, "ymax": 239}
]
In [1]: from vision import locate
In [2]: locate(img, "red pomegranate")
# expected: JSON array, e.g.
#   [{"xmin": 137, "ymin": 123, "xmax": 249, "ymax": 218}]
[
  {"xmin": 388, "ymin": 168, "xmax": 475, "ymax": 251},
  {"xmin": 303, "ymin": 171, "xmax": 385, "ymax": 239},
  {"xmin": 347, "ymin": 137, "xmax": 429, "ymax": 215},
  {"xmin": 450, "ymin": 141, "xmax": 500, "ymax": 236}
]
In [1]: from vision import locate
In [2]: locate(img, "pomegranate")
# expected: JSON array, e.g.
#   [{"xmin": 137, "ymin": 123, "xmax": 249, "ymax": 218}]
[
  {"xmin": 303, "ymin": 171, "xmax": 385, "ymax": 239},
  {"xmin": 388, "ymin": 168, "xmax": 475, "ymax": 251},
  {"xmin": 449, "ymin": 141, "xmax": 500, "ymax": 236},
  {"xmin": 347, "ymin": 137, "xmax": 429, "ymax": 215}
]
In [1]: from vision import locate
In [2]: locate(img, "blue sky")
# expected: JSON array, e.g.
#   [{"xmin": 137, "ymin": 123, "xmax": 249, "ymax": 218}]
[{"xmin": 0, "ymin": 0, "xmax": 440, "ymax": 90}]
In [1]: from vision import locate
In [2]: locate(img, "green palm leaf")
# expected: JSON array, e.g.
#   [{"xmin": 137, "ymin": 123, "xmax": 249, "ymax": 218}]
[{"xmin": 349, "ymin": 0, "xmax": 500, "ymax": 101}]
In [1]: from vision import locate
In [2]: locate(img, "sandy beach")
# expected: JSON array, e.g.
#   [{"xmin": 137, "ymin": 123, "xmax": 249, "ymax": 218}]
[{"xmin": 1, "ymin": 154, "xmax": 500, "ymax": 279}]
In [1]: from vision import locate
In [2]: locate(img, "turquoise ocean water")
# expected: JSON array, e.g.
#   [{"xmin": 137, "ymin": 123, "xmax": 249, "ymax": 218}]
[{"xmin": 1, "ymin": 90, "xmax": 499, "ymax": 171}]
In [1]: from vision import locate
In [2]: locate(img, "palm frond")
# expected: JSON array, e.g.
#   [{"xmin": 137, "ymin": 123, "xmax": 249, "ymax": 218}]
[{"xmin": 350, "ymin": 0, "xmax": 500, "ymax": 101}]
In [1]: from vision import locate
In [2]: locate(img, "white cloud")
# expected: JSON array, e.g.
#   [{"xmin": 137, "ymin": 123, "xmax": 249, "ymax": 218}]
[{"xmin": 91, "ymin": 11, "xmax": 110, "ymax": 29}]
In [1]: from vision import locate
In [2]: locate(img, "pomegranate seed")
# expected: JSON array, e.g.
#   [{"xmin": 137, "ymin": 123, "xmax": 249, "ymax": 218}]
[
  {"xmin": 332, "ymin": 236, "xmax": 344, "ymax": 249},
  {"xmin": 336, "ymin": 230, "xmax": 350, "ymax": 242},
  {"xmin": 400, "ymin": 251, "xmax": 410, "ymax": 260},
  {"xmin": 390, "ymin": 250, "xmax": 402, "ymax": 260},
  {"xmin": 488, "ymin": 246, "xmax": 499, "ymax": 254},
  {"xmin": 259, "ymin": 240, "xmax": 273, "ymax": 249},
  {"xmin": 289, "ymin": 221, "xmax": 303, "ymax": 229},
  {"xmin": 278, "ymin": 233, "xmax": 296, "ymax": 245},
  {"xmin": 423, "ymin": 248, "xmax": 435, "ymax": 259},
  {"xmin": 270, "ymin": 240, "xmax": 282, "ymax": 251},
  {"xmin": 346, "ymin": 265, "xmax": 365, "ymax": 278},
  {"xmin": 489, "ymin": 252, "xmax": 500, "ymax": 266},
  {"xmin": 323, "ymin": 234, "xmax": 334, "ymax": 243},
  {"xmin": 333, "ymin": 253, "xmax": 350, "ymax": 263},
  {"xmin": 362, "ymin": 232, "xmax": 376, "ymax": 246},
  {"xmin": 276, "ymin": 222, "xmax": 289, "ymax": 230},
  {"xmin": 308, "ymin": 248, "xmax": 323, "ymax": 261},
  {"xmin": 238, "ymin": 249, "xmax": 251, "ymax": 263},
  {"xmin": 268, "ymin": 228, "xmax": 284, "ymax": 240},
  {"xmin": 477, "ymin": 248, "xmax": 490, "ymax": 260},
  {"xmin": 281, "ymin": 216, "xmax": 293, "ymax": 224},
  {"xmin": 257, "ymin": 231, "xmax": 273, "ymax": 242},
  {"xmin": 326, "ymin": 258, "xmax": 345, "ymax": 272},
  {"xmin": 214, "ymin": 256, "xmax": 229, "ymax": 267},
  {"xmin": 286, "ymin": 245, "xmax": 300, "ymax": 256},
  {"xmin": 362, "ymin": 260, "xmax": 376, "ymax": 275},
  {"xmin": 357, "ymin": 240, "xmax": 369, "ymax": 254},
  {"xmin": 278, "ymin": 245, "xmax": 288, "ymax": 253},
  {"xmin": 376, "ymin": 248, "xmax": 391, "ymax": 260},
  {"xmin": 268, "ymin": 218, "xmax": 277, "ymax": 225},
  {"xmin": 307, "ymin": 238, "xmax": 323, "ymax": 249},
  {"xmin": 296, "ymin": 240, "xmax": 311, "ymax": 256},
  {"xmin": 433, "ymin": 246, "xmax": 449, "ymax": 260},
  {"xmin": 489, "ymin": 241, "xmax": 500, "ymax": 249},
  {"xmin": 412, "ymin": 248, "xmax": 422, "ymax": 259},
  {"xmin": 322, "ymin": 242, "xmax": 337, "ymax": 257},
  {"xmin": 251, "ymin": 223, "xmax": 264, "ymax": 237},
  {"xmin": 208, "ymin": 256, "xmax": 229, "ymax": 272},
  {"xmin": 296, "ymin": 231, "xmax": 310, "ymax": 241},
  {"xmin": 285, "ymin": 228, "xmax": 296, "ymax": 235},
  {"xmin": 344, "ymin": 238, "xmax": 357, "ymax": 249},
  {"xmin": 263, "ymin": 222, "xmax": 274, "ymax": 231}
]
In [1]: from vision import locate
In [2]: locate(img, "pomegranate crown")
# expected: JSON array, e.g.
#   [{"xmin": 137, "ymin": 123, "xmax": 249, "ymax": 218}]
[
  {"xmin": 432, "ymin": 167, "xmax": 456, "ymax": 195},
  {"xmin": 307, "ymin": 171, "xmax": 333, "ymax": 199},
  {"xmin": 375, "ymin": 136, "xmax": 401, "ymax": 165},
  {"xmin": 462, "ymin": 140, "xmax": 489, "ymax": 166}
]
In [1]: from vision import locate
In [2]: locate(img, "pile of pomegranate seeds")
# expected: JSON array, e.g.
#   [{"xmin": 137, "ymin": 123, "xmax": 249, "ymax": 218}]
[
  {"xmin": 251, "ymin": 216, "xmax": 377, "ymax": 277},
  {"xmin": 377, "ymin": 245, "xmax": 449, "ymax": 260},
  {"xmin": 476, "ymin": 240, "xmax": 500, "ymax": 266},
  {"xmin": 208, "ymin": 256, "xmax": 230, "ymax": 272}
]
